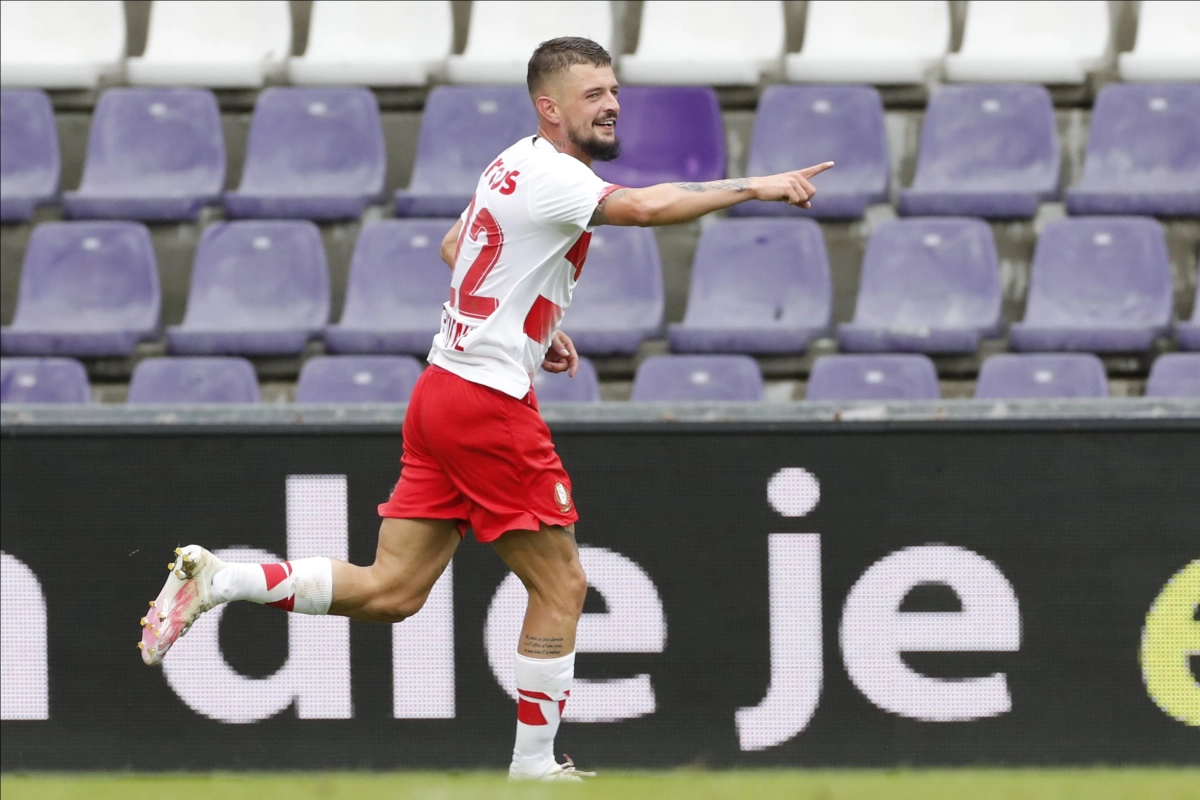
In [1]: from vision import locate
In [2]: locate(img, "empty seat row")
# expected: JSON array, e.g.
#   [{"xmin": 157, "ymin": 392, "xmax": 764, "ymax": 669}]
[
  {"xmin": 5, "ymin": 81, "xmax": 1197, "ymax": 225},
  {"xmin": 2, "ymin": 1, "xmax": 1196, "ymax": 90},
  {"xmin": 0, "ymin": 219, "xmax": 664, "ymax": 358},
  {"xmin": 3, "ymin": 217, "xmax": 1195, "ymax": 362},
  {"xmin": 5, "ymin": 352, "xmax": 1199, "ymax": 405}
]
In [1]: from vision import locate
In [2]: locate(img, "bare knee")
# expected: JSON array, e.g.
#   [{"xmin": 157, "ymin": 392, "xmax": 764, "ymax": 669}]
[
  {"xmin": 533, "ymin": 560, "xmax": 587, "ymax": 622},
  {"xmin": 362, "ymin": 589, "xmax": 428, "ymax": 623}
]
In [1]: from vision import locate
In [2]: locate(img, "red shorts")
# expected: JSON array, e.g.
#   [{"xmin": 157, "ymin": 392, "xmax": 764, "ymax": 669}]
[{"xmin": 378, "ymin": 365, "xmax": 578, "ymax": 542}]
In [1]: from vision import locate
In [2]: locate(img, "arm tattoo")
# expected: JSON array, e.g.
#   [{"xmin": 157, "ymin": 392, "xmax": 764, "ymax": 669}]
[
  {"xmin": 522, "ymin": 634, "xmax": 567, "ymax": 656},
  {"xmin": 589, "ymin": 187, "xmax": 629, "ymax": 227},
  {"xmin": 670, "ymin": 178, "xmax": 751, "ymax": 193}
]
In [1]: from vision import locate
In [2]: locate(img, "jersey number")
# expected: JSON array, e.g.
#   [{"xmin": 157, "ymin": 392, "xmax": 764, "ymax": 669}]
[{"xmin": 452, "ymin": 202, "xmax": 502, "ymax": 320}]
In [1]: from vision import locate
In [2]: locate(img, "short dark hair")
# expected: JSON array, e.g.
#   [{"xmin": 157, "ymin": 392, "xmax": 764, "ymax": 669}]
[{"xmin": 527, "ymin": 37, "xmax": 613, "ymax": 96}]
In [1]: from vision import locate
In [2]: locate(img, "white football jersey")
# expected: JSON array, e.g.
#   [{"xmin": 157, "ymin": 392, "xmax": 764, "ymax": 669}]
[{"xmin": 428, "ymin": 135, "xmax": 619, "ymax": 398}]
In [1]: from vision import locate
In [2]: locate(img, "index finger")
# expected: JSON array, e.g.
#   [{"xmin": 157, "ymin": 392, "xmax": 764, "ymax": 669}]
[{"xmin": 797, "ymin": 161, "xmax": 835, "ymax": 179}]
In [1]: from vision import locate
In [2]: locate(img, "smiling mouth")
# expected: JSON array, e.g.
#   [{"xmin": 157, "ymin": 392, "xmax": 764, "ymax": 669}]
[{"xmin": 595, "ymin": 119, "xmax": 616, "ymax": 130}]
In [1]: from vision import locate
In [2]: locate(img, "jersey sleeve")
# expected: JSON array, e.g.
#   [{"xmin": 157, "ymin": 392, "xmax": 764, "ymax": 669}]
[{"xmin": 528, "ymin": 155, "xmax": 622, "ymax": 232}]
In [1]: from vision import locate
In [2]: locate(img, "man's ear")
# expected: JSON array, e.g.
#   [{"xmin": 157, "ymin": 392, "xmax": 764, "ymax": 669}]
[{"xmin": 535, "ymin": 95, "xmax": 560, "ymax": 125}]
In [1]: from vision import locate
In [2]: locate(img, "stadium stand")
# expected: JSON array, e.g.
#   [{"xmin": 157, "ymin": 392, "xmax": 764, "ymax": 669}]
[
  {"xmin": 0, "ymin": 0, "xmax": 125, "ymax": 89},
  {"xmin": 0, "ymin": 356, "xmax": 90, "ymax": 403},
  {"xmin": 898, "ymin": 84, "xmax": 1059, "ymax": 219},
  {"xmin": 669, "ymin": 218, "xmax": 831, "ymax": 354},
  {"xmin": 287, "ymin": 1, "xmax": 454, "ymax": 87},
  {"xmin": 0, "ymin": 89, "xmax": 59, "ymax": 222},
  {"xmin": 944, "ymin": 0, "xmax": 1110, "ymax": 84},
  {"xmin": 224, "ymin": 87, "xmax": 386, "ymax": 220},
  {"xmin": 1, "ymin": 222, "xmax": 159, "ymax": 357},
  {"xmin": 1066, "ymin": 83, "xmax": 1200, "ymax": 217},
  {"xmin": 1009, "ymin": 217, "xmax": 1173, "ymax": 353},
  {"xmin": 631, "ymin": 355, "xmax": 765, "ymax": 401},
  {"xmin": 126, "ymin": 356, "xmax": 260, "ymax": 403},
  {"xmin": 126, "ymin": 0, "xmax": 291, "ymax": 88},
  {"xmin": 806, "ymin": 354, "xmax": 941, "ymax": 401},
  {"xmin": 1118, "ymin": 1, "xmax": 1200, "ymax": 82},
  {"xmin": 447, "ymin": 1, "xmax": 613, "ymax": 85},
  {"xmin": 294, "ymin": 355, "xmax": 423, "ymax": 403},
  {"xmin": 837, "ymin": 218, "xmax": 1002, "ymax": 354},
  {"xmin": 395, "ymin": 86, "xmax": 536, "ymax": 217},
  {"xmin": 1144, "ymin": 353, "xmax": 1200, "ymax": 398},
  {"xmin": 564, "ymin": 226, "xmax": 663, "ymax": 355},
  {"xmin": 0, "ymin": 1, "xmax": 1197, "ymax": 407},
  {"xmin": 1178, "ymin": 279, "xmax": 1200, "ymax": 352},
  {"xmin": 167, "ymin": 221, "xmax": 329, "ymax": 357},
  {"xmin": 974, "ymin": 353, "xmax": 1109, "ymax": 399},
  {"xmin": 324, "ymin": 219, "xmax": 455, "ymax": 355},
  {"xmin": 619, "ymin": 1, "xmax": 784, "ymax": 86},
  {"xmin": 784, "ymin": 1, "xmax": 950, "ymax": 85},
  {"xmin": 593, "ymin": 87, "xmax": 725, "ymax": 187},
  {"xmin": 533, "ymin": 356, "xmax": 602, "ymax": 402},
  {"xmin": 728, "ymin": 85, "xmax": 888, "ymax": 220},
  {"xmin": 63, "ymin": 88, "xmax": 225, "ymax": 222}
]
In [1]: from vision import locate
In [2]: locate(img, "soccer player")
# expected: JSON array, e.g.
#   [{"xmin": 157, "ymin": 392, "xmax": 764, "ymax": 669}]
[{"xmin": 138, "ymin": 37, "xmax": 832, "ymax": 781}]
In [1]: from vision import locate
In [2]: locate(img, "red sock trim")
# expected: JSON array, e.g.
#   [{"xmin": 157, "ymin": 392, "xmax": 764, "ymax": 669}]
[
  {"xmin": 517, "ymin": 698, "xmax": 547, "ymax": 725},
  {"xmin": 261, "ymin": 561, "xmax": 292, "ymax": 591},
  {"xmin": 518, "ymin": 688, "xmax": 555, "ymax": 701},
  {"xmin": 266, "ymin": 595, "xmax": 295, "ymax": 612}
]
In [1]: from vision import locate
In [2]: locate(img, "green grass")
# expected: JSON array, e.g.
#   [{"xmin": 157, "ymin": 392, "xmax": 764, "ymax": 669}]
[{"xmin": 2, "ymin": 770, "xmax": 1199, "ymax": 800}]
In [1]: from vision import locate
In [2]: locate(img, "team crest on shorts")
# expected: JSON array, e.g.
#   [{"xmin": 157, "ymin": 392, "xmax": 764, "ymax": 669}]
[{"xmin": 554, "ymin": 482, "xmax": 572, "ymax": 513}]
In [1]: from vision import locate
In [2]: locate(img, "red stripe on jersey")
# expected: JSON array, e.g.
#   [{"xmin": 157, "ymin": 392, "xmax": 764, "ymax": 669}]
[
  {"xmin": 518, "ymin": 689, "xmax": 555, "ymax": 701},
  {"xmin": 523, "ymin": 295, "xmax": 564, "ymax": 347},
  {"xmin": 517, "ymin": 698, "xmax": 548, "ymax": 725},
  {"xmin": 261, "ymin": 562, "xmax": 291, "ymax": 592},
  {"xmin": 565, "ymin": 232, "xmax": 592, "ymax": 281}
]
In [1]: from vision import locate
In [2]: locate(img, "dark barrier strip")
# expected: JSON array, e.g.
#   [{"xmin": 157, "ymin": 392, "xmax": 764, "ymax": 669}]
[{"xmin": 1, "ymin": 421, "xmax": 1198, "ymax": 770}]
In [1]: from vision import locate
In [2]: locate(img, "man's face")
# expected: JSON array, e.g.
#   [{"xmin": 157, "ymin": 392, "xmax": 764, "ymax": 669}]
[{"xmin": 554, "ymin": 63, "xmax": 622, "ymax": 162}]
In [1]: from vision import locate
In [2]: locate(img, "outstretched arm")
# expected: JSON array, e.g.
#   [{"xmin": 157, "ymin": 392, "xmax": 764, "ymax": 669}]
[{"xmin": 591, "ymin": 162, "xmax": 835, "ymax": 227}]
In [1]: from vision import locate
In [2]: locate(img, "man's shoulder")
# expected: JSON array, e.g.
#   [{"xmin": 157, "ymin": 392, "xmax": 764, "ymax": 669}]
[{"xmin": 505, "ymin": 137, "xmax": 599, "ymax": 182}]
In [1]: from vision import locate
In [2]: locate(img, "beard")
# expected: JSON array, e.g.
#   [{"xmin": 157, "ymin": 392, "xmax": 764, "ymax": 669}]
[{"xmin": 570, "ymin": 125, "xmax": 622, "ymax": 162}]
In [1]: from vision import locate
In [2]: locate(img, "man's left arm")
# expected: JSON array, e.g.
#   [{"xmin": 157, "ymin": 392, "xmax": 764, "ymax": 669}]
[{"xmin": 440, "ymin": 219, "xmax": 464, "ymax": 269}]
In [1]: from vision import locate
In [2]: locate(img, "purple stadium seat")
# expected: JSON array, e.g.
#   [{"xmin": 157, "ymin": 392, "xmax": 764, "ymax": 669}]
[
  {"xmin": 294, "ymin": 355, "xmax": 423, "ymax": 403},
  {"xmin": 63, "ymin": 88, "xmax": 225, "ymax": 222},
  {"xmin": 974, "ymin": 353, "xmax": 1108, "ymax": 399},
  {"xmin": 1009, "ymin": 217, "xmax": 1172, "ymax": 353},
  {"xmin": 532, "ymin": 357, "xmax": 601, "ymax": 402},
  {"xmin": 1, "ymin": 222, "xmax": 160, "ymax": 357},
  {"xmin": 0, "ymin": 358, "xmax": 90, "ymax": 404},
  {"xmin": 225, "ymin": 88, "xmax": 386, "ymax": 220},
  {"xmin": 631, "ymin": 355, "xmax": 764, "ymax": 401},
  {"xmin": 1145, "ymin": 353, "xmax": 1200, "ymax": 398},
  {"xmin": 670, "ymin": 218, "xmax": 832, "ymax": 354},
  {"xmin": 168, "ymin": 221, "xmax": 330, "ymax": 356},
  {"xmin": 728, "ymin": 85, "xmax": 888, "ymax": 219},
  {"xmin": 593, "ymin": 87, "xmax": 725, "ymax": 188},
  {"xmin": 1066, "ymin": 84, "xmax": 1200, "ymax": 217},
  {"xmin": 0, "ymin": 90, "xmax": 60, "ymax": 222},
  {"xmin": 395, "ymin": 86, "xmax": 536, "ymax": 218},
  {"xmin": 127, "ymin": 357, "xmax": 260, "ymax": 404},
  {"xmin": 838, "ymin": 218, "xmax": 1001, "ymax": 354},
  {"xmin": 567, "ymin": 227, "xmax": 664, "ymax": 355},
  {"xmin": 325, "ymin": 220, "xmax": 454, "ymax": 355},
  {"xmin": 806, "ymin": 354, "xmax": 940, "ymax": 401},
  {"xmin": 1177, "ymin": 278, "xmax": 1200, "ymax": 351},
  {"xmin": 899, "ymin": 85, "xmax": 1059, "ymax": 219}
]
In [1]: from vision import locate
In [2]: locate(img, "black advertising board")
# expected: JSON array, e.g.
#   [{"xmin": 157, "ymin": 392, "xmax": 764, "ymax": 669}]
[{"xmin": 1, "ymin": 421, "xmax": 1197, "ymax": 770}]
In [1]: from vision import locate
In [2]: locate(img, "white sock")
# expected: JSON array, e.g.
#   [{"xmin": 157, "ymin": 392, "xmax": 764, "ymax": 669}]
[
  {"xmin": 211, "ymin": 558, "xmax": 333, "ymax": 615},
  {"xmin": 509, "ymin": 651, "xmax": 574, "ymax": 777}
]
